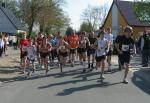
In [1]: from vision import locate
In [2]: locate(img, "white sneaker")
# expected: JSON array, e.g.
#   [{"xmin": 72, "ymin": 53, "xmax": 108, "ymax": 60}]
[{"xmin": 41, "ymin": 65, "xmax": 44, "ymax": 69}]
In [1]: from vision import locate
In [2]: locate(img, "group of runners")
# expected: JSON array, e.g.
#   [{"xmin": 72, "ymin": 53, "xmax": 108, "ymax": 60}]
[{"xmin": 19, "ymin": 26, "xmax": 136, "ymax": 84}]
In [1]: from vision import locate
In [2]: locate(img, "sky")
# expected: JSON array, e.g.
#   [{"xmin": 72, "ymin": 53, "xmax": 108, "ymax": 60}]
[{"xmin": 63, "ymin": 0, "xmax": 134, "ymax": 31}]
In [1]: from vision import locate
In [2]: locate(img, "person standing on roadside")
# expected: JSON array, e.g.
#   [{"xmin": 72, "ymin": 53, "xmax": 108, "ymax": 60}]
[
  {"xmin": 3, "ymin": 33, "xmax": 9, "ymax": 56},
  {"xmin": 138, "ymin": 28, "xmax": 150, "ymax": 67},
  {"xmin": 115, "ymin": 26, "xmax": 136, "ymax": 84},
  {"xmin": 0, "ymin": 34, "xmax": 4, "ymax": 57}
]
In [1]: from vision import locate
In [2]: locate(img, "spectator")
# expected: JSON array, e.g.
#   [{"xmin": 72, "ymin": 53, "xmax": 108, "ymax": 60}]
[
  {"xmin": 138, "ymin": 28, "xmax": 150, "ymax": 67},
  {"xmin": 0, "ymin": 34, "xmax": 4, "ymax": 57}
]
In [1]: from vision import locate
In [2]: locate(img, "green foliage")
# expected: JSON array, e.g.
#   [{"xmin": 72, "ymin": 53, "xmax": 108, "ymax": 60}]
[
  {"xmin": 79, "ymin": 22, "xmax": 93, "ymax": 32},
  {"xmin": 1, "ymin": 0, "xmax": 70, "ymax": 37},
  {"xmin": 133, "ymin": 0, "xmax": 150, "ymax": 22},
  {"xmin": 66, "ymin": 27, "xmax": 73, "ymax": 35}
]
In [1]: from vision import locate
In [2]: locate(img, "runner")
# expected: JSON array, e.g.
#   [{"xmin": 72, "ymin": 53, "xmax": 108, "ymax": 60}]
[
  {"xmin": 115, "ymin": 26, "xmax": 136, "ymax": 84},
  {"xmin": 67, "ymin": 30, "xmax": 79, "ymax": 67},
  {"xmin": 26, "ymin": 39, "xmax": 36, "ymax": 76},
  {"xmin": 36, "ymin": 32, "xmax": 43, "ymax": 68},
  {"xmin": 104, "ymin": 27, "xmax": 113, "ymax": 72},
  {"xmin": 87, "ymin": 31, "xmax": 97, "ymax": 70},
  {"xmin": 58, "ymin": 36, "xmax": 69, "ymax": 73},
  {"xmin": 39, "ymin": 37, "xmax": 51, "ymax": 75},
  {"xmin": 95, "ymin": 31, "xmax": 108, "ymax": 79},
  {"xmin": 115, "ymin": 33, "xmax": 123, "ymax": 70},
  {"xmin": 19, "ymin": 32, "xmax": 29, "ymax": 74},
  {"xmin": 49, "ymin": 34, "xmax": 59, "ymax": 66},
  {"xmin": 77, "ymin": 31, "xmax": 89, "ymax": 73}
]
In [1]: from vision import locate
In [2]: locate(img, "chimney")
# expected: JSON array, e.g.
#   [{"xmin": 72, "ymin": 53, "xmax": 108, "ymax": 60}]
[{"xmin": 2, "ymin": 2, "xmax": 5, "ymax": 8}]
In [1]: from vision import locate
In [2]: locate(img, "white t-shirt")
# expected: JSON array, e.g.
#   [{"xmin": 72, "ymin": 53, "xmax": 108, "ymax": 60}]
[
  {"xmin": 0, "ymin": 39, "xmax": 4, "ymax": 48},
  {"xmin": 104, "ymin": 33, "xmax": 113, "ymax": 48},
  {"xmin": 12, "ymin": 36, "xmax": 17, "ymax": 43},
  {"xmin": 96, "ymin": 38, "xmax": 107, "ymax": 57},
  {"xmin": 27, "ymin": 45, "xmax": 36, "ymax": 60}
]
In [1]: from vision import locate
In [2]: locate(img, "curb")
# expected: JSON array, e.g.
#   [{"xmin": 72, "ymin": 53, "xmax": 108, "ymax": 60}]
[
  {"xmin": 0, "ymin": 67, "xmax": 20, "ymax": 74},
  {"xmin": 0, "ymin": 72, "xmax": 22, "ymax": 82}
]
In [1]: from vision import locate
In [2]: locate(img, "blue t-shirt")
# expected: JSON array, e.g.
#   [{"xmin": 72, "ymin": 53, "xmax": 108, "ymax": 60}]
[{"xmin": 49, "ymin": 37, "xmax": 59, "ymax": 46}]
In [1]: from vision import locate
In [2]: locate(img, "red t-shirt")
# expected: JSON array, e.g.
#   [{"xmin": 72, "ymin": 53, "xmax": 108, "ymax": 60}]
[
  {"xmin": 20, "ymin": 38, "xmax": 29, "ymax": 53},
  {"xmin": 37, "ymin": 37, "xmax": 43, "ymax": 45},
  {"xmin": 67, "ymin": 34, "xmax": 79, "ymax": 49}
]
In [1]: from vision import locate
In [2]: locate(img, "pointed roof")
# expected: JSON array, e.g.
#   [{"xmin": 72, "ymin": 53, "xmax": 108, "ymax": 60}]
[
  {"xmin": 0, "ymin": 6, "xmax": 26, "ymax": 33},
  {"xmin": 103, "ymin": 0, "xmax": 150, "ymax": 27}
]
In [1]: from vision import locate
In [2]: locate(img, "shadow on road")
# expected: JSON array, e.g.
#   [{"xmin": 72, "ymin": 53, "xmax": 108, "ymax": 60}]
[
  {"xmin": 0, "ymin": 68, "xmax": 85, "ymax": 83},
  {"xmin": 56, "ymin": 81, "xmax": 122, "ymax": 96},
  {"xmin": 132, "ymin": 70, "xmax": 150, "ymax": 95}
]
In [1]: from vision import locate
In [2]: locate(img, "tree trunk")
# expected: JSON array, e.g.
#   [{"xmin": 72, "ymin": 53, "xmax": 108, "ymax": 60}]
[{"xmin": 28, "ymin": 20, "xmax": 34, "ymax": 38}]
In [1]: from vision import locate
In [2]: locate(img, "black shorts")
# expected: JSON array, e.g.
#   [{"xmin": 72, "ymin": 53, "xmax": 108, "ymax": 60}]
[
  {"xmin": 40, "ymin": 52, "xmax": 49, "ymax": 59},
  {"xmin": 96, "ymin": 55, "xmax": 106, "ymax": 62},
  {"xmin": 70, "ymin": 49, "xmax": 76, "ymax": 54},
  {"xmin": 59, "ymin": 51, "xmax": 68, "ymax": 57},
  {"xmin": 51, "ymin": 49, "xmax": 58, "ymax": 57},
  {"xmin": 77, "ymin": 48, "xmax": 86, "ymax": 54},
  {"xmin": 107, "ymin": 49, "xmax": 112, "ymax": 56},
  {"xmin": 13, "ymin": 43, "xmax": 17, "ymax": 46},
  {"xmin": 119, "ymin": 53, "xmax": 130, "ymax": 65},
  {"xmin": 27, "ymin": 57, "xmax": 35, "ymax": 62},
  {"xmin": 87, "ymin": 49, "xmax": 95, "ymax": 56},
  {"xmin": 20, "ymin": 51, "xmax": 28, "ymax": 59}
]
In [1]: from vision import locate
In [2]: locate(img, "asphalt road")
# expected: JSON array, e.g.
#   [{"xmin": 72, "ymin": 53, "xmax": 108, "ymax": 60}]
[{"xmin": 0, "ymin": 60, "xmax": 149, "ymax": 103}]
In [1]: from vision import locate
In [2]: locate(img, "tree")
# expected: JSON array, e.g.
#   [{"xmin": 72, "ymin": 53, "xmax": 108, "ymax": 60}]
[
  {"xmin": 79, "ymin": 22, "xmax": 93, "ymax": 32},
  {"xmin": 65, "ymin": 26, "xmax": 73, "ymax": 36},
  {"xmin": 133, "ymin": 0, "xmax": 150, "ymax": 22},
  {"xmin": 0, "ymin": 0, "xmax": 19, "ymax": 16},
  {"xmin": 18, "ymin": 0, "xmax": 69, "ymax": 37},
  {"xmin": 81, "ymin": 4, "xmax": 108, "ymax": 31}
]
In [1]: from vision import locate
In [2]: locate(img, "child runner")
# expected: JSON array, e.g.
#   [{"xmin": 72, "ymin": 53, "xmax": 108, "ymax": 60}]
[{"xmin": 26, "ymin": 39, "xmax": 36, "ymax": 76}]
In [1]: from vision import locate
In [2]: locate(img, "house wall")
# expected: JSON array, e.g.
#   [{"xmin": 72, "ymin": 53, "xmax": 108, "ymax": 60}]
[
  {"xmin": 133, "ymin": 27, "xmax": 146, "ymax": 39},
  {"xmin": 112, "ymin": 3, "xmax": 119, "ymax": 36},
  {"xmin": 102, "ymin": 3, "xmax": 146, "ymax": 40},
  {"xmin": 102, "ymin": 9, "xmax": 112, "ymax": 30}
]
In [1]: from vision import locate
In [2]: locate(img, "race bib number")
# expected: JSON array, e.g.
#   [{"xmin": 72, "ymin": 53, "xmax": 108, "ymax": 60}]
[{"xmin": 122, "ymin": 45, "xmax": 129, "ymax": 51}]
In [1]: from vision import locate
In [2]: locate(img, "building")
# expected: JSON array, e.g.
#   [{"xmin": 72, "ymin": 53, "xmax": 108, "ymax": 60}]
[
  {"xmin": 102, "ymin": 0, "xmax": 150, "ymax": 39},
  {"xmin": 0, "ymin": 5, "xmax": 26, "ymax": 34}
]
